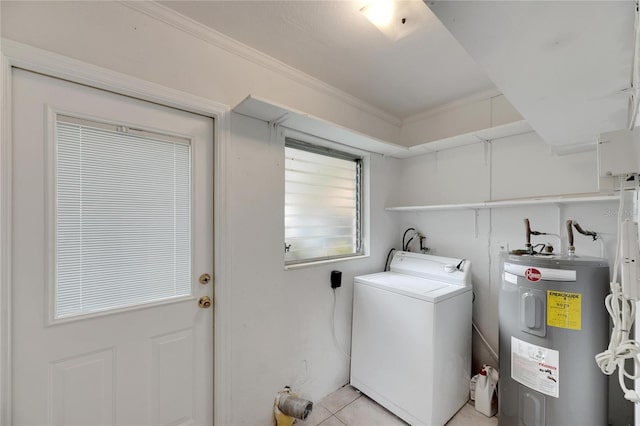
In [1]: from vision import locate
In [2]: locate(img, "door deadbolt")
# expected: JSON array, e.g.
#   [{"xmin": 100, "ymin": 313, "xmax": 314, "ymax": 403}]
[
  {"xmin": 199, "ymin": 273, "xmax": 211, "ymax": 285},
  {"xmin": 198, "ymin": 296, "xmax": 212, "ymax": 309}
]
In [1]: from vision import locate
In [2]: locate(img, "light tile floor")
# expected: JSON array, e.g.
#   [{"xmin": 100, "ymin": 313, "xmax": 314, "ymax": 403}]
[{"xmin": 299, "ymin": 385, "xmax": 497, "ymax": 426}]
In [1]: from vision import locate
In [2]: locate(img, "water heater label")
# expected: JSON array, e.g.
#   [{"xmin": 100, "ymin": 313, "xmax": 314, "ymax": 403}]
[
  {"xmin": 547, "ymin": 291, "xmax": 582, "ymax": 330},
  {"xmin": 511, "ymin": 336, "xmax": 559, "ymax": 398}
]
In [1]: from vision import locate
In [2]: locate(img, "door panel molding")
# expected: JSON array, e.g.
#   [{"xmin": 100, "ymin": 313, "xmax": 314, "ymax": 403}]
[
  {"xmin": 0, "ymin": 38, "xmax": 232, "ymax": 426},
  {"xmin": 49, "ymin": 347, "xmax": 116, "ymax": 426}
]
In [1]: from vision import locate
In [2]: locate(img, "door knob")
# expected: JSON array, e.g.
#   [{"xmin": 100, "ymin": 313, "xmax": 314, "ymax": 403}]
[
  {"xmin": 199, "ymin": 273, "xmax": 211, "ymax": 285},
  {"xmin": 198, "ymin": 296, "xmax": 212, "ymax": 309}
]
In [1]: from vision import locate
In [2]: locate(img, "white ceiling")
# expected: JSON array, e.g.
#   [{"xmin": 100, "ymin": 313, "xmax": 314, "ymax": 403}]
[
  {"xmin": 429, "ymin": 1, "xmax": 636, "ymax": 147},
  {"xmin": 160, "ymin": 0, "xmax": 495, "ymax": 119},
  {"xmin": 159, "ymin": 1, "xmax": 637, "ymax": 148}
]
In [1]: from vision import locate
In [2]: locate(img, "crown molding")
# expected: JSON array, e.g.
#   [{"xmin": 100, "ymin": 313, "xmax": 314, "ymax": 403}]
[
  {"xmin": 120, "ymin": 1, "xmax": 403, "ymax": 128},
  {"xmin": 403, "ymin": 87, "xmax": 502, "ymax": 124}
]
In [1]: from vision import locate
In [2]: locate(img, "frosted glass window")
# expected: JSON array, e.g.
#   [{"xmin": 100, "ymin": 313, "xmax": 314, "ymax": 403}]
[
  {"xmin": 285, "ymin": 138, "xmax": 362, "ymax": 264},
  {"xmin": 55, "ymin": 116, "xmax": 192, "ymax": 319}
]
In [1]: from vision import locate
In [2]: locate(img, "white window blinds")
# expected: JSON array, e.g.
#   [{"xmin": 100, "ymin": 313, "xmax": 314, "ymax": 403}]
[
  {"xmin": 284, "ymin": 139, "xmax": 362, "ymax": 264},
  {"xmin": 55, "ymin": 116, "xmax": 192, "ymax": 319}
]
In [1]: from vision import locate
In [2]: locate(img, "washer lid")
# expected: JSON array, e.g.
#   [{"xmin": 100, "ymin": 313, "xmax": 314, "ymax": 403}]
[{"xmin": 355, "ymin": 271, "xmax": 470, "ymax": 302}]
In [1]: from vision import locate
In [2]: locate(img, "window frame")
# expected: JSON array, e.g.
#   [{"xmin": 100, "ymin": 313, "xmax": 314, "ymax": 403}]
[{"xmin": 284, "ymin": 137, "xmax": 365, "ymax": 266}]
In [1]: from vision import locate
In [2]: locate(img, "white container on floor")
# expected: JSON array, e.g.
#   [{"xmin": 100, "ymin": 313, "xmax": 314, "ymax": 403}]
[
  {"xmin": 474, "ymin": 365, "xmax": 498, "ymax": 417},
  {"xmin": 470, "ymin": 374, "xmax": 479, "ymax": 401}
]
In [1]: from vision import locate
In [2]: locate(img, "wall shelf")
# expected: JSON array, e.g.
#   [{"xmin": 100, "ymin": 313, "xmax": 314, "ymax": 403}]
[
  {"xmin": 389, "ymin": 120, "xmax": 533, "ymax": 159},
  {"xmin": 233, "ymin": 95, "xmax": 535, "ymax": 159},
  {"xmin": 233, "ymin": 95, "xmax": 408, "ymax": 156},
  {"xmin": 385, "ymin": 193, "xmax": 619, "ymax": 212}
]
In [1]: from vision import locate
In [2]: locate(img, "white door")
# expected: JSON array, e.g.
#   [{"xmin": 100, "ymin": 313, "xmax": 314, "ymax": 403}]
[{"xmin": 10, "ymin": 69, "xmax": 214, "ymax": 425}]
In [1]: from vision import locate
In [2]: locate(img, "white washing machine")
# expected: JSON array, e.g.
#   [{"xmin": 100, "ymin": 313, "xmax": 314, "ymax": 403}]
[{"xmin": 350, "ymin": 251, "xmax": 472, "ymax": 426}]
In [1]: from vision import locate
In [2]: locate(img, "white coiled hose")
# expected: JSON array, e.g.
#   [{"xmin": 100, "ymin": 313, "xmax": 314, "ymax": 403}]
[{"xmin": 595, "ymin": 175, "xmax": 640, "ymax": 402}]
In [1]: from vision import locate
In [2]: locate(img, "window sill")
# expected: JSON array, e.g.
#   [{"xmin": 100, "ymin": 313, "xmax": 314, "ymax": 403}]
[{"xmin": 284, "ymin": 254, "xmax": 370, "ymax": 270}]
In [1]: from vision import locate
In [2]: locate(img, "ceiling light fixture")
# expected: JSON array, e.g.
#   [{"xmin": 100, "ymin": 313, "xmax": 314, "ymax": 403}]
[
  {"xmin": 360, "ymin": 0, "xmax": 395, "ymax": 28},
  {"xmin": 360, "ymin": 0, "xmax": 431, "ymax": 41}
]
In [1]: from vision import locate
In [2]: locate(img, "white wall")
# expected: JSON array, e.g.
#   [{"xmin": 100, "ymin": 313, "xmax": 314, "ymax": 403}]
[
  {"xmin": 392, "ymin": 132, "xmax": 616, "ymax": 370},
  {"xmin": 390, "ymin": 132, "xmax": 599, "ymax": 207},
  {"xmin": 0, "ymin": 2, "xmax": 401, "ymax": 425},
  {"xmin": 229, "ymin": 114, "xmax": 398, "ymax": 424},
  {"xmin": 392, "ymin": 132, "xmax": 634, "ymax": 425}
]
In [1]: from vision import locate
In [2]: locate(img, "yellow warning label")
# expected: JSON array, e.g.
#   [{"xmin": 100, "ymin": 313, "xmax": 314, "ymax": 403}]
[{"xmin": 547, "ymin": 291, "xmax": 581, "ymax": 330}]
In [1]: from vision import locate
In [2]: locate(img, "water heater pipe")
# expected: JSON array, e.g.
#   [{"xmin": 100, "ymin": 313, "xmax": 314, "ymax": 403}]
[
  {"xmin": 566, "ymin": 220, "xmax": 575, "ymax": 256},
  {"xmin": 524, "ymin": 218, "xmax": 546, "ymax": 254},
  {"xmin": 573, "ymin": 222, "xmax": 598, "ymax": 241},
  {"xmin": 524, "ymin": 218, "xmax": 533, "ymax": 253}
]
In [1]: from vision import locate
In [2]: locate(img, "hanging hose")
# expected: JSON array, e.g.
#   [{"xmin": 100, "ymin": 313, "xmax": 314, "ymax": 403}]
[
  {"xmin": 384, "ymin": 248, "xmax": 396, "ymax": 271},
  {"xmin": 595, "ymin": 175, "xmax": 640, "ymax": 402},
  {"xmin": 567, "ymin": 219, "xmax": 601, "ymax": 255},
  {"xmin": 573, "ymin": 222, "xmax": 598, "ymax": 241},
  {"xmin": 402, "ymin": 227, "xmax": 415, "ymax": 251}
]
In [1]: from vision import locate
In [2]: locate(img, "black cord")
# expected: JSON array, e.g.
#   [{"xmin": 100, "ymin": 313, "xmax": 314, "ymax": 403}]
[
  {"xmin": 404, "ymin": 237, "xmax": 415, "ymax": 251},
  {"xmin": 456, "ymin": 259, "xmax": 465, "ymax": 270},
  {"xmin": 384, "ymin": 248, "xmax": 396, "ymax": 271},
  {"xmin": 532, "ymin": 243, "xmax": 545, "ymax": 254},
  {"xmin": 402, "ymin": 227, "xmax": 415, "ymax": 251}
]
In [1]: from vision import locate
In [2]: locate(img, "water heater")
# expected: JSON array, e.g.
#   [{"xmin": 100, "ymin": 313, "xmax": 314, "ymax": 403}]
[{"xmin": 498, "ymin": 254, "xmax": 610, "ymax": 425}]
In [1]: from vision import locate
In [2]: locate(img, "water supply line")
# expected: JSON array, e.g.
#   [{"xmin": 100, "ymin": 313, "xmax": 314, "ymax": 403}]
[
  {"xmin": 419, "ymin": 233, "xmax": 429, "ymax": 253},
  {"xmin": 573, "ymin": 221, "xmax": 598, "ymax": 241},
  {"xmin": 384, "ymin": 248, "xmax": 396, "ymax": 271},
  {"xmin": 566, "ymin": 220, "xmax": 575, "ymax": 256},
  {"xmin": 524, "ymin": 218, "xmax": 533, "ymax": 252},
  {"xmin": 472, "ymin": 322, "xmax": 499, "ymax": 362},
  {"xmin": 402, "ymin": 227, "xmax": 427, "ymax": 252},
  {"xmin": 523, "ymin": 218, "xmax": 545, "ymax": 253},
  {"xmin": 567, "ymin": 219, "xmax": 600, "ymax": 256},
  {"xmin": 402, "ymin": 227, "xmax": 416, "ymax": 251}
]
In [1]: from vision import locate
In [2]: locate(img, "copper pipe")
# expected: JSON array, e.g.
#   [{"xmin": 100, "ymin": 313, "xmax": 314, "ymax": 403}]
[
  {"xmin": 566, "ymin": 220, "xmax": 574, "ymax": 247},
  {"xmin": 524, "ymin": 218, "xmax": 546, "ymax": 254},
  {"xmin": 524, "ymin": 218, "xmax": 532, "ymax": 247},
  {"xmin": 573, "ymin": 222, "xmax": 598, "ymax": 241}
]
